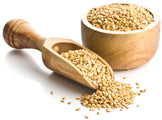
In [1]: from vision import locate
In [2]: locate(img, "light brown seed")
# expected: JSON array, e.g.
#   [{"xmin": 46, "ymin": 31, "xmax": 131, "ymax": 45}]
[
  {"xmin": 62, "ymin": 97, "xmax": 67, "ymax": 100},
  {"xmin": 137, "ymin": 104, "xmax": 141, "ymax": 107},
  {"xmin": 137, "ymin": 85, "xmax": 140, "ymax": 89},
  {"xmin": 125, "ymin": 105, "xmax": 129, "ymax": 109},
  {"xmin": 68, "ymin": 101, "xmax": 71, "ymax": 105},
  {"xmin": 85, "ymin": 115, "xmax": 88, "ymax": 119},
  {"xmin": 50, "ymin": 91, "xmax": 54, "ymax": 95},
  {"xmin": 123, "ymin": 76, "xmax": 127, "ymax": 79},
  {"xmin": 120, "ymin": 108, "xmax": 124, "ymax": 111},
  {"xmin": 144, "ymin": 89, "xmax": 147, "ymax": 92},
  {"xmin": 76, "ymin": 97, "xmax": 81, "ymax": 100},
  {"xmin": 97, "ymin": 111, "xmax": 100, "ymax": 115},
  {"xmin": 137, "ymin": 86, "xmax": 140, "ymax": 89},
  {"xmin": 136, "ymin": 82, "xmax": 139, "ymax": 85},
  {"xmin": 60, "ymin": 100, "xmax": 64, "ymax": 103},
  {"xmin": 137, "ymin": 93, "xmax": 141, "ymax": 96},
  {"xmin": 76, "ymin": 108, "xmax": 81, "ymax": 111},
  {"xmin": 140, "ymin": 90, "xmax": 144, "ymax": 93},
  {"xmin": 106, "ymin": 108, "xmax": 111, "ymax": 112},
  {"xmin": 53, "ymin": 46, "xmax": 59, "ymax": 52},
  {"xmin": 89, "ymin": 108, "xmax": 96, "ymax": 111}
]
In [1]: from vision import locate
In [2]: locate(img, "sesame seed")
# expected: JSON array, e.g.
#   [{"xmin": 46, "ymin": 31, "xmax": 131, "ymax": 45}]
[
  {"xmin": 76, "ymin": 108, "xmax": 81, "ymax": 111},
  {"xmin": 120, "ymin": 108, "xmax": 124, "ymax": 111},
  {"xmin": 106, "ymin": 108, "xmax": 111, "ymax": 112},
  {"xmin": 85, "ymin": 115, "xmax": 88, "ymax": 119},
  {"xmin": 137, "ymin": 86, "xmax": 140, "ymax": 89},
  {"xmin": 89, "ymin": 108, "xmax": 97, "ymax": 111},
  {"xmin": 50, "ymin": 91, "xmax": 54, "ymax": 95},
  {"xmin": 68, "ymin": 101, "xmax": 71, "ymax": 105},
  {"xmin": 62, "ymin": 97, "xmax": 67, "ymax": 100},
  {"xmin": 97, "ymin": 111, "xmax": 100, "ymax": 115},
  {"xmin": 136, "ymin": 82, "xmax": 139, "ymax": 85},
  {"xmin": 53, "ymin": 46, "xmax": 59, "ymax": 52},
  {"xmin": 140, "ymin": 90, "xmax": 144, "ymax": 93},
  {"xmin": 76, "ymin": 97, "xmax": 81, "ymax": 100},
  {"xmin": 137, "ymin": 93, "xmax": 141, "ymax": 96},
  {"xmin": 144, "ymin": 89, "xmax": 147, "ymax": 92}
]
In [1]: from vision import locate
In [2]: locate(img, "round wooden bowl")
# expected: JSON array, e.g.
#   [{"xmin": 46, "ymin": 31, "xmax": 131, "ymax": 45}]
[{"xmin": 81, "ymin": 3, "xmax": 160, "ymax": 70}]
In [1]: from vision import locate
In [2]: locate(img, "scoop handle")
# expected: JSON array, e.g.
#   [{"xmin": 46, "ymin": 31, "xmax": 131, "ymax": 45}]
[{"xmin": 3, "ymin": 19, "xmax": 46, "ymax": 51}]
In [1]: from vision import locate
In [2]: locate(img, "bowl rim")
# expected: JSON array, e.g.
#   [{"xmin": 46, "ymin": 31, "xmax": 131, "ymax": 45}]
[{"xmin": 81, "ymin": 3, "xmax": 160, "ymax": 34}]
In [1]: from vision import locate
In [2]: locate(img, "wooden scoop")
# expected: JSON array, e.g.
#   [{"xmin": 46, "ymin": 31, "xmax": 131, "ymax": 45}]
[{"xmin": 3, "ymin": 19, "xmax": 114, "ymax": 89}]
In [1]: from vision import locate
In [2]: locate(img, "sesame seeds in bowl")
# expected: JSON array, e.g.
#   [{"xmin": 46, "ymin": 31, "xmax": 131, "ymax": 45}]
[
  {"xmin": 81, "ymin": 3, "xmax": 160, "ymax": 70},
  {"xmin": 87, "ymin": 3, "xmax": 154, "ymax": 32}
]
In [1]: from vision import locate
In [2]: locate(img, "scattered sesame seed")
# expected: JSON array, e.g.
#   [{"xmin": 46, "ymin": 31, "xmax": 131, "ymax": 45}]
[
  {"xmin": 136, "ymin": 82, "xmax": 139, "ymax": 85},
  {"xmin": 60, "ymin": 100, "xmax": 64, "ymax": 103},
  {"xmin": 137, "ymin": 93, "xmax": 141, "ymax": 96},
  {"xmin": 144, "ymin": 89, "xmax": 147, "ymax": 92},
  {"xmin": 137, "ymin": 104, "xmax": 141, "ymax": 107},
  {"xmin": 76, "ymin": 97, "xmax": 81, "ymax": 100},
  {"xmin": 120, "ymin": 108, "xmax": 124, "ymax": 111},
  {"xmin": 50, "ymin": 91, "xmax": 54, "ymax": 95},
  {"xmin": 97, "ymin": 111, "xmax": 100, "ymax": 115},
  {"xmin": 85, "ymin": 115, "xmax": 88, "ymax": 119},
  {"xmin": 62, "ymin": 97, "xmax": 67, "ymax": 100},
  {"xmin": 68, "ymin": 101, "xmax": 71, "ymax": 105},
  {"xmin": 76, "ymin": 108, "xmax": 81, "ymax": 111},
  {"xmin": 140, "ymin": 90, "xmax": 144, "ymax": 93},
  {"xmin": 123, "ymin": 76, "xmax": 127, "ymax": 79}
]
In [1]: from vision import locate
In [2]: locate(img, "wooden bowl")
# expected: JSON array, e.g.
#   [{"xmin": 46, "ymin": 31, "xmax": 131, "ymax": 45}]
[{"xmin": 81, "ymin": 3, "xmax": 160, "ymax": 70}]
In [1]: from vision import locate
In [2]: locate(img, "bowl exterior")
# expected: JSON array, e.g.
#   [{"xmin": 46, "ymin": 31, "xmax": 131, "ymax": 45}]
[{"xmin": 81, "ymin": 20, "xmax": 160, "ymax": 70}]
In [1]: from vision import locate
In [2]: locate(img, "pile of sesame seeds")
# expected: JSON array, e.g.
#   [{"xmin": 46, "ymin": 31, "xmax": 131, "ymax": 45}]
[
  {"xmin": 87, "ymin": 3, "xmax": 154, "ymax": 31},
  {"xmin": 81, "ymin": 80, "xmax": 136, "ymax": 110},
  {"xmin": 61, "ymin": 49, "xmax": 145, "ymax": 111},
  {"xmin": 61, "ymin": 49, "xmax": 112, "ymax": 88}
]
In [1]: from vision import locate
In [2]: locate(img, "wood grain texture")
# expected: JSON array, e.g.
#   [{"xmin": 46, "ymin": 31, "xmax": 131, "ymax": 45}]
[
  {"xmin": 3, "ymin": 19, "xmax": 114, "ymax": 89},
  {"xmin": 3, "ymin": 19, "xmax": 46, "ymax": 51},
  {"xmin": 81, "ymin": 7, "xmax": 160, "ymax": 70}
]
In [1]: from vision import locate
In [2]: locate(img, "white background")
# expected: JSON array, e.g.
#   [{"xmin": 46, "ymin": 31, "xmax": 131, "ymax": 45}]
[{"xmin": 0, "ymin": 0, "xmax": 162, "ymax": 120}]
